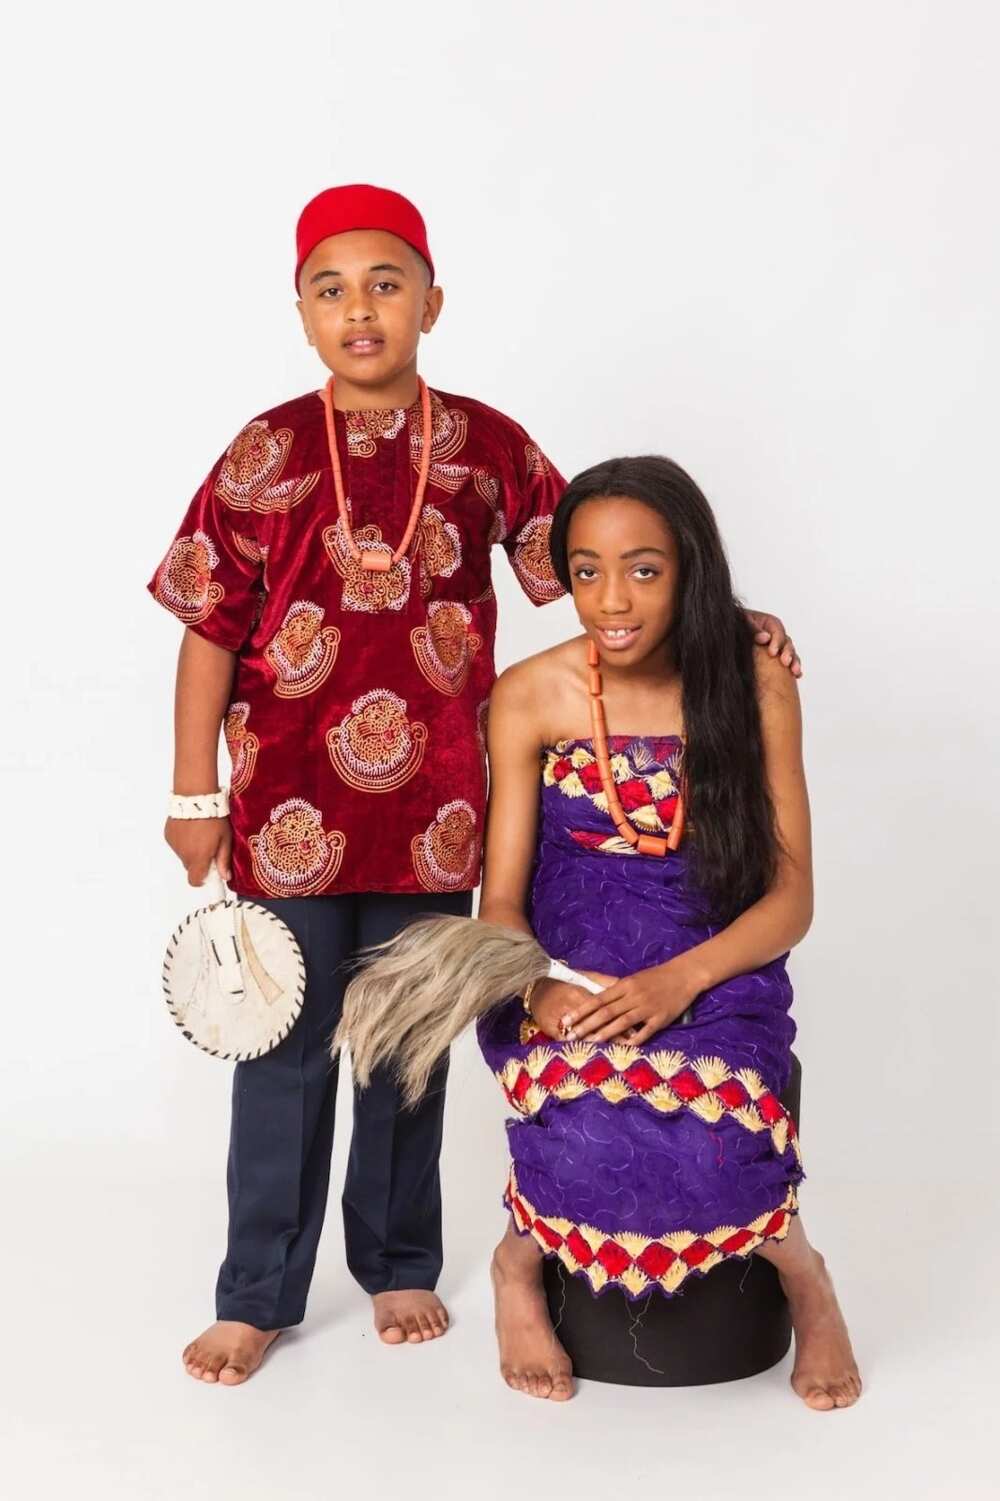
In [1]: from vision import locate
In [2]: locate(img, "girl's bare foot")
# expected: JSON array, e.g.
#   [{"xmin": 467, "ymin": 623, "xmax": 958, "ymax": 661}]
[
  {"xmin": 182, "ymin": 1321, "xmax": 280, "ymax": 1385},
  {"xmin": 757, "ymin": 1218, "xmax": 862, "ymax": 1411},
  {"xmin": 372, "ymin": 1289, "xmax": 450, "ymax": 1345},
  {"xmin": 491, "ymin": 1223, "xmax": 574, "ymax": 1401}
]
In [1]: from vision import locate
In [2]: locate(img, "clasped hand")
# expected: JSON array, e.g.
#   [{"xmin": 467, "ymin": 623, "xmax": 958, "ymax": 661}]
[{"xmin": 528, "ymin": 961, "xmax": 699, "ymax": 1047}]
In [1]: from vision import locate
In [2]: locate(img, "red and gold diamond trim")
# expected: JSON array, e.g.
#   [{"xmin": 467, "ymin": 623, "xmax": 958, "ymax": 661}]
[
  {"xmin": 499, "ymin": 1035, "xmax": 801, "ymax": 1166},
  {"xmin": 506, "ymin": 1168, "xmax": 798, "ymax": 1297}
]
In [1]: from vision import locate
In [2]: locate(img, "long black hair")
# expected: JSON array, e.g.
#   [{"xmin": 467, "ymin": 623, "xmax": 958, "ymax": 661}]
[{"xmin": 549, "ymin": 455, "xmax": 777, "ymax": 924}]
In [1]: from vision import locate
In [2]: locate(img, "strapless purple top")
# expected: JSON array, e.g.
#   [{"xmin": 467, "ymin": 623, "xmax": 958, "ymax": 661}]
[{"xmin": 477, "ymin": 736, "xmax": 803, "ymax": 1300}]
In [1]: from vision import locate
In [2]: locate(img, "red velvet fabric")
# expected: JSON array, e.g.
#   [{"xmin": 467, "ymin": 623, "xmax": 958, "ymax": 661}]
[{"xmin": 148, "ymin": 387, "xmax": 565, "ymax": 899}]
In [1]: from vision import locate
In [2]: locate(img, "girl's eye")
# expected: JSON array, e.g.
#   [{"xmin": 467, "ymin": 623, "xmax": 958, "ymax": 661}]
[
  {"xmin": 573, "ymin": 567, "xmax": 598, "ymax": 582},
  {"xmin": 632, "ymin": 566, "xmax": 659, "ymax": 580}
]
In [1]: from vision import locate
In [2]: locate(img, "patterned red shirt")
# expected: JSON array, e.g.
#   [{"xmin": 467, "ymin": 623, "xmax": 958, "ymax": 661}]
[{"xmin": 149, "ymin": 386, "xmax": 565, "ymax": 898}]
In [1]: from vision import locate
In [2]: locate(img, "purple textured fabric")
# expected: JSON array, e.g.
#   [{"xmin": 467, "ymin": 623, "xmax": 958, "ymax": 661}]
[{"xmin": 477, "ymin": 736, "xmax": 804, "ymax": 1289}]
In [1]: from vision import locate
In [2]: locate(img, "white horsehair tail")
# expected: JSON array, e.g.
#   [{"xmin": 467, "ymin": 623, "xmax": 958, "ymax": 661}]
[{"xmin": 333, "ymin": 917, "xmax": 553, "ymax": 1105}]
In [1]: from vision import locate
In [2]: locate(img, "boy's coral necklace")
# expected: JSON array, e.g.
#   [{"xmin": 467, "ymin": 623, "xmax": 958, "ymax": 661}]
[
  {"xmin": 321, "ymin": 374, "xmax": 433, "ymax": 573},
  {"xmin": 586, "ymin": 637, "xmax": 686, "ymax": 856}
]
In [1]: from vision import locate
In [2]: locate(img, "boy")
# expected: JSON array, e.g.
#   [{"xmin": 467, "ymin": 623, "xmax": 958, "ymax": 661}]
[{"xmin": 150, "ymin": 183, "xmax": 800, "ymax": 1385}]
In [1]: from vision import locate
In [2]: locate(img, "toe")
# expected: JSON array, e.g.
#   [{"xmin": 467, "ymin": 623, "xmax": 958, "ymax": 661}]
[
  {"xmin": 417, "ymin": 1314, "xmax": 434, "ymax": 1341},
  {"xmin": 550, "ymin": 1372, "xmax": 573, "ymax": 1401},
  {"xmin": 805, "ymin": 1386, "xmax": 835, "ymax": 1411},
  {"xmin": 201, "ymin": 1354, "xmax": 227, "ymax": 1383},
  {"xmin": 378, "ymin": 1321, "xmax": 405, "ymax": 1345},
  {"xmin": 219, "ymin": 1362, "xmax": 247, "ymax": 1386},
  {"xmin": 534, "ymin": 1370, "xmax": 554, "ymax": 1399}
]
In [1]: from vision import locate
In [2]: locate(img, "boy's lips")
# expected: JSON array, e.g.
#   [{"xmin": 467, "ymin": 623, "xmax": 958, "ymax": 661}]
[
  {"xmin": 343, "ymin": 335, "xmax": 385, "ymax": 355},
  {"xmin": 596, "ymin": 625, "xmax": 642, "ymax": 651}
]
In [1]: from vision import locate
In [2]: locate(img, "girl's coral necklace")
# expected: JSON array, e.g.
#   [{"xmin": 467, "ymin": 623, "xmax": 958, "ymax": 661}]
[
  {"xmin": 587, "ymin": 637, "xmax": 686, "ymax": 856},
  {"xmin": 321, "ymin": 374, "xmax": 433, "ymax": 573}
]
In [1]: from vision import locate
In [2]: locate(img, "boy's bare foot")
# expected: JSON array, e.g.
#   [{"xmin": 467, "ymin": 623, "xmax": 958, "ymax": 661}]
[
  {"xmin": 372, "ymin": 1289, "xmax": 450, "ymax": 1344},
  {"xmin": 182, "ymin": 1321, "xmax": 280, "ymax": 1385},
  {"xmin": 780, "ymin": 1252, "xmax": 863, "ymax": 1411},
  {"xmin": 491, "ymin": 1225, "xmax": 573, "ymax": 1400}
]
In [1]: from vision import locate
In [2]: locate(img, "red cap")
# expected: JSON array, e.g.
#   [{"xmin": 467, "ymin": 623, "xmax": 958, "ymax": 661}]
[{"xmin": 295, "ymin": 184, "xmax": 435, "ymax": 290}]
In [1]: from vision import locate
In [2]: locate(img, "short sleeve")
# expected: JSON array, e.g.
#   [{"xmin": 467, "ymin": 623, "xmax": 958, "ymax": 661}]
[
  {"xmin": 498, "ymin": 423, "xmax": 567, "ymax": 606},
  {"xmin": 146, "ymin": 447, "xmax": 265, "ymax": 653}
]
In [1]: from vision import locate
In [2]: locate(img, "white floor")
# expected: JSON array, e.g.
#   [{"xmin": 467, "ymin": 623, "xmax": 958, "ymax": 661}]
[{"xmin": 4, "ymin": 1130, "xmax": 995, "ymax": 1501}]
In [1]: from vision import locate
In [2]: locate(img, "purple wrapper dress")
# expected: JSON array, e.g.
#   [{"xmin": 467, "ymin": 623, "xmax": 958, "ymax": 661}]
[{"xmin": 477, "ymin": 736, "xmax": 804, "ymax": 1300}]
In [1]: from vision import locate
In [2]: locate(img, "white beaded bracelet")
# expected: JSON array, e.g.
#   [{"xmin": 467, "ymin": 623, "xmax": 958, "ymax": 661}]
[{"xmin": 167, "ymin": 789, "xmax": 230, "ymax": 820}]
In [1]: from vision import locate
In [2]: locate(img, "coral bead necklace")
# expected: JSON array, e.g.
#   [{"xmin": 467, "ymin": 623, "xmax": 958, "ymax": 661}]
[
  {"xmin": 321, "ymin": 374, "xmax": 433, "ymax": 573},
  {"xmin": 586, "ymin": 637, "xmax": 686, "ymax": 856}
]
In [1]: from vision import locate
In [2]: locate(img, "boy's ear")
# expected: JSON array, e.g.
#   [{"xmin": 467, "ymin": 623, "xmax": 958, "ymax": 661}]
[
  {"xmin": 422, "ymin": 285, "xmax": 444, "ymax": 335},
  {"xmin": 295, "ymin": 299, "xmax": 314, "ymax": 346}
]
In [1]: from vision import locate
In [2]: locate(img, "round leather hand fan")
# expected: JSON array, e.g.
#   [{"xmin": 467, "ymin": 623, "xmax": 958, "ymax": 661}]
[{"xmin": 162, "ymin": 870, "xmax": 305, "ymax": 1060}]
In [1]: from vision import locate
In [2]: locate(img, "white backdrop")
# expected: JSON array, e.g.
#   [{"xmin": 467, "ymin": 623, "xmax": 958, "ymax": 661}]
[{"xmin": 4, "ymin": 3, "xmax": 998, "ymax": 1497}]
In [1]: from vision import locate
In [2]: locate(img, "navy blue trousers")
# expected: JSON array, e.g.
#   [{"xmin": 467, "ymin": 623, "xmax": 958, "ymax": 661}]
[{"xmin": 215, "ymin": 889, "xmax": 473, "ymax": 1329}]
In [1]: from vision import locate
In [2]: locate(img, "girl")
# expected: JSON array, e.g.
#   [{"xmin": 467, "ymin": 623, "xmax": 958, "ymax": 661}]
[
  {"xmin": 476, "ymin": 456, "xmax": 860, "ymax": 1407},
  {"xmin": 341, "ymin": 455, "xmax": 860, "ymax": 1406}
]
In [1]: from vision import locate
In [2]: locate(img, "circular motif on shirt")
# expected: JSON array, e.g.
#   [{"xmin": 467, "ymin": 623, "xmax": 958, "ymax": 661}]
[
  {"xmin": 411, "ymin": 801, "xmax": 479, "ymax": 891},
  {"xmin": 215, "ymin": 420, "xmax": 320, "ymax": 513},
  {"xmin": 322, "ymin": 518, "xmax": 412, "ymax": 613},
  {"xmin": 511, "ymin": 514, "xmax": 563, "ymax": 602},
  {"xmin": 326, "ymin": 689, "xmax": 428, "ymax": 793},
  {"xmin": 524, "ymin": 442, "xmax": 551, "ymax": 476},
  {"xmin": 223, "ymin": 702, "xmax": 260, "ymax": 796},
  {"xmin": 418, "ymin": 507, "xmax": 462, "ymax": 595},
  {"xmin": 264, "ymin": 600, "xmax": 340, "ymax": 698},
  {"xmin": 345, "ymin": 407, "xmax": 407, "ymax": 458},
  {"xmin": 410, "ymin": 602, "xmax": 482, "ymax": 696},
  {"xmin": 155, "ymin": 531, "xmax": 224, "ymax": 624},
  {"xmin": 248, "ymin": 798, "xmax": 346, "ymax": 897}
]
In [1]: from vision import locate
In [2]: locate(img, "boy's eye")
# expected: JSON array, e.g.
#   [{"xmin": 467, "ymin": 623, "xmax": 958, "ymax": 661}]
[
  {"xmin": 318, "ymin": 285, "xmax": 342, "ymax": 299},
  {"xmin": 373, "ymin": 281, "xmax": 398, "ymax": 293}
]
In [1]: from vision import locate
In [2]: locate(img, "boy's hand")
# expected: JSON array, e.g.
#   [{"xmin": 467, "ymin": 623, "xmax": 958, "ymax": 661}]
[
  {"xmin": 746, "ymin": 610, "xmax": 802, "ymax": 677},
  {"xmin": 562, "ymin": 960, "xmax": 698, "ymax": 1046},
  {"xmin": 165, "ymin": 816, "xmax": 233, "ymax": 885}
]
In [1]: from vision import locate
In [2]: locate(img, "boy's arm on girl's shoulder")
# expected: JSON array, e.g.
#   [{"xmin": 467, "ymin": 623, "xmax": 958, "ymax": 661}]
[
  {"xmin": 495, "ymin": 414, "xmax": 567, "ymax": 607},
  {"xmin": 746, "ymin": 608, "xmax": 802, "ymax": 677}
]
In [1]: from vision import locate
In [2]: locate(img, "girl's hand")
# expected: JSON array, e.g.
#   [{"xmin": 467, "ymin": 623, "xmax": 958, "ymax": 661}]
[
  {"xmin": 527, "ymin": 975, "xmax": 614, "ymax": 1041},
  {"xmin": 562, "ymin": 961, "xmax": 699, "ymax": 1046},
  {"xmin": 746, "ymin": 609, "xmax": 802, "ymax": 678},
  {"xmin": 165, "ymin": 816, "xmax": 233, "ymax": 885}
]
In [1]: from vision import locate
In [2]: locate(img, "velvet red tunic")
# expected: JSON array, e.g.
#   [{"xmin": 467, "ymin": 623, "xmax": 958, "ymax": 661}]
[{"xmin": 148, "ymin": 386, "xmax": 565, "ymax": 898}]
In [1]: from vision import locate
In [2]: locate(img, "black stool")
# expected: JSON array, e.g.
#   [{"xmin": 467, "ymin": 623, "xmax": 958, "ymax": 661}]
[{"xmin": 543, "ymin": 1053, "xmax": 802, "ymax": 1387}]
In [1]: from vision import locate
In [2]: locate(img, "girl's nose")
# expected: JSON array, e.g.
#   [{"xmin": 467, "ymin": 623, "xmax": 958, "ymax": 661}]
[{"xmin": 598, "ymin": 576, "xmax": 631, "ymax": 614}]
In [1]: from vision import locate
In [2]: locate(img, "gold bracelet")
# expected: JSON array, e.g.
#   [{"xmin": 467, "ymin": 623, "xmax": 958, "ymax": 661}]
[{"xmin": 522, "ymin": 977, "xmax": 540, "ymax": 1016}]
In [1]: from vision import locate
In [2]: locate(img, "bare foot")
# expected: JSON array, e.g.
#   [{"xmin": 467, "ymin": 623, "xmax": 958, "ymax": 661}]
[
  {"xmin": 372, "ymin": 1289, "xmax": 450, "ymax": 1345},
  {"xmin": 780, "ymin": 1252, "xmax": 863, "ymax": 1411},
  {"xmin": 182, "ymin": 1321, "xmax": 280, "ymax": 1386},
  {"xmin": 491, "ymin": 1225, "xmax": 573, "ymax": 1401}
]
